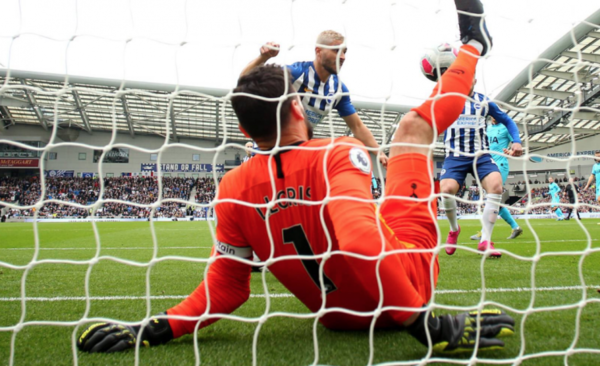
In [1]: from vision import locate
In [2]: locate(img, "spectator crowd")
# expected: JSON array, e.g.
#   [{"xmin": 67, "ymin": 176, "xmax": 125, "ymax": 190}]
[
  {"xmin": 2, "ymin": 174, "xmax": 598, "ymax": 220},
  {"xmin": 0, "ymin": 176, "xmax": 220, "ymax": 220}
]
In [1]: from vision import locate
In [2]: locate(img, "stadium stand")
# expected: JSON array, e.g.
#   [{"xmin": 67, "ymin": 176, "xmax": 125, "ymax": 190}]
[{"xmin": 1, "ymin": 176, "xmax": 220, "ymax": 219}]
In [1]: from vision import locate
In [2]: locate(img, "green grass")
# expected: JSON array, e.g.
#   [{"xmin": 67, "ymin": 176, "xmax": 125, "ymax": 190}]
[{"xmin": 1, "ymin": 219, "xmax": 600, "ymax": 366}]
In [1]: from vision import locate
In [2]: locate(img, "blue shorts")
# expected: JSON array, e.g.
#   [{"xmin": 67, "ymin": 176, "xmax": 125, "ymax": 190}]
[
  {"xmin": 440, "ymin": 154, "xmax": 500, "ymax": 187},
  {"xmin": 551, "ymin": 197, "xmax": 560, "ymax": 208}
]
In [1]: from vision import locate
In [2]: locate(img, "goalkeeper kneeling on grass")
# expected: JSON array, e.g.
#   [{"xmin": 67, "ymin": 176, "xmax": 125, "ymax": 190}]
[{"xmin": 78, "ymin": 0, "xmax": 515, "ymax": 355}]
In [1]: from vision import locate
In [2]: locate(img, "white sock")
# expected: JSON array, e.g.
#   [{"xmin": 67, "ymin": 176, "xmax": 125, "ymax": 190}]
[
  {"xmin": 443, "ymin": 197, "xmax": 459, "ymax": 232},
  {"xmin": 467, "ymin": 39, "xmax": 484, "ymax": 54},
  {"xmin": 480, "ymin": 193, "xmax": 501, "ymax": 243}
]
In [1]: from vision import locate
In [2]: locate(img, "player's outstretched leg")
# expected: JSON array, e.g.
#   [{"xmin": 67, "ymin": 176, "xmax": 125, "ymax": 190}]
[{"xmin": 455, "ymin": 0, "xmax": 493, "ymax": 56}]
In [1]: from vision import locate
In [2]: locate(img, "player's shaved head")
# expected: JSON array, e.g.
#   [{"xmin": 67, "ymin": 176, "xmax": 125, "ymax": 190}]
[
  {"xmin": 316, "ymin": 30, "xmax": 344, "ymax": 46},
  {"xmin": 232, "ymin": 65, "xmax": 295, "ymax": 141}
]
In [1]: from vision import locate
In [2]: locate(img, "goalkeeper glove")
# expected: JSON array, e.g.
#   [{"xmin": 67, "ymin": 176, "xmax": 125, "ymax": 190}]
[
  {"xmin": 77, "ymin": 313, "xmax": 174, "ymax": 353},
  {"xmin": 407, "ymin": 309, "xmax": 515, "ymax": 354}
]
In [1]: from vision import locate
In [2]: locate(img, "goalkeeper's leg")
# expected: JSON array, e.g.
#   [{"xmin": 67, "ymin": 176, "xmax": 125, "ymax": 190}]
[{"xmin": 381, "ymin": 31, "xmax": 482, "ymax": 303}]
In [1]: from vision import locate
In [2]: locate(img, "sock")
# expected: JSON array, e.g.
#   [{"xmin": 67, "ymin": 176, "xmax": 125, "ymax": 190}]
[
  {"xmin": 412, "ymin": 44, "xmax": 480, "ymax": 135},
  {"xmin": 556, "ymin": 208, "xmax": 564, "ymax": 218},
  {"xmin": 467, "ymin": 40, "xmax": 484, "ymax": 54},
  {"xmin": 480, "ymin": 193, "xmax": 501, "ymax": 243},
  {"xmin": 442, "ymin": 197, "xmax": 459, "ymax": 232},
  {"xmin": 499, "ymin": 206, "xmax": 518, "ymax": 230}
]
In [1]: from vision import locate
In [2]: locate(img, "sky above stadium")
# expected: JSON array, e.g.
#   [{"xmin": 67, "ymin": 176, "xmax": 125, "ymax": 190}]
[{"xmin": 0, "ymin": 0, "xmax": 598, "ymax": 106}]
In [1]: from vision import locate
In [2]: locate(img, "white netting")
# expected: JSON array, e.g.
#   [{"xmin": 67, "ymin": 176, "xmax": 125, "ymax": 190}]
[{"xmin": 1, "ymin": 1, "xmax": 600, "ymax": 365}]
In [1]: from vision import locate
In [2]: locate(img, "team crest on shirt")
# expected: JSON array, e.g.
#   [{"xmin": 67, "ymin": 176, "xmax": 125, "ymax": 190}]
[
  {"xmin": 326, "ymin": 91, "xmax": 335, "ymax": 105},
  {"xmin": 474, "ymin": 102, "xmax": 482, "ymax": 110},
  {"xmin": 349, "ymin": 147, "xmax": 371, "ymax": 174}
]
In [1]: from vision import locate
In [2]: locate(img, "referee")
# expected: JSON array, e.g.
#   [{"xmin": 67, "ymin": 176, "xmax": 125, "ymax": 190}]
[{"xmin": 564, "ymin": 177, "xmax": 581, "ymax": 220}]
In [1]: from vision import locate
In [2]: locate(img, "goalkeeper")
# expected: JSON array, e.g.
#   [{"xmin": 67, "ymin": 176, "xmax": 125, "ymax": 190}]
[{"xmin": 78, "ymin": 0, "xmax": 514, "ymax": 355}]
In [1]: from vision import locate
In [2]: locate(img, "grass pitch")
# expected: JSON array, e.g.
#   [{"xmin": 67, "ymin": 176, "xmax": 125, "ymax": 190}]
[{"xmin": 1, "ymin": 219, "xmax": 599, "ymax": 366}]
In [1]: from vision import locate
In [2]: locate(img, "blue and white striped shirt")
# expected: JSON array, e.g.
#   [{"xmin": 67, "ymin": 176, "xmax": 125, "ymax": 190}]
[
  {"xmin": 287, "ymin": 61, "xmax": 356, "ymax": 125},
  {"xmin": 444, "ymin": 92, "xmax": 521, "ymax": 158}
]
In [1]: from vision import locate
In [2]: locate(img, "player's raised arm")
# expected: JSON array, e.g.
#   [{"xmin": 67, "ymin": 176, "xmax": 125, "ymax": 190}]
[
  {"xmin": 239, "ymin": 41, "xmax": 280, "ymax": 77},
  {"xmin": 488, "ymin": 102, "xmax": 522, "ymax": 157}
]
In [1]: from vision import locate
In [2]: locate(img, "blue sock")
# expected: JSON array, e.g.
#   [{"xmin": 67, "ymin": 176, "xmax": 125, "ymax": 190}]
[
  {"xmin": 499, "ymin": 206, "xmax": 518, "ymax": 229},
  {"xmin": 556, "ymin": 208, "xmax": 564, "ymax": 218}
]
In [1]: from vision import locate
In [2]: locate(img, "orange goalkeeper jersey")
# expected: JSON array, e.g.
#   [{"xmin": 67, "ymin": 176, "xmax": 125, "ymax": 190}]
[{"xmin": 167, "ymin": 138, "xmax": 437, "ymax": 337}]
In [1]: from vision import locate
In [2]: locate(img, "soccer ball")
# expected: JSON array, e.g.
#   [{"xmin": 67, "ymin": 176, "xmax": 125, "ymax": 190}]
[{"xmin": 420, "ymin": 43, "xmax": 458, "ymax": 82}]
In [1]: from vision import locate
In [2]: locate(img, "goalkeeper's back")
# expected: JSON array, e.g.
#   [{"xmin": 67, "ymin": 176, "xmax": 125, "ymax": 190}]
[{"xmin": 216, "ymin": 137, "xmax": 425, "ymax": 329}]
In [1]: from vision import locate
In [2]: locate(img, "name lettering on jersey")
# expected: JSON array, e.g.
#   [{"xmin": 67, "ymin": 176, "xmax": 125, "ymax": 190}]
[
  {"xmin": 491, "ymin": 136, "xmax": 499, "ymax": 144},
  {"xmin": 254, "ymin": 185, "xmax": 312, "ymax": 221}
]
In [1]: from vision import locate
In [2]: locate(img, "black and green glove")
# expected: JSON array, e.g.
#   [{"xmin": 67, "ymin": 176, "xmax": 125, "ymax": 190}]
[
  {"xmin": 77, "ymin": 313, "xmax": 174, "ymax": 353},
  {"xmin": 408, "ymin": 309, "xmax": 515, "ymax": 354}
]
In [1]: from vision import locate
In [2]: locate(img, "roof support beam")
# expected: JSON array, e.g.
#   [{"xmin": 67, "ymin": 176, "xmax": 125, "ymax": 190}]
[
  {"xmin": 589, "ymin": 31, "xmax": 600, "ymax": 39},
  {"xmin": 215, "ymin": 100, "xmax": 220, "ymax": 143},
  {"xmin": 572, "ymin": 111, "xmax": 600, "ymax": 121},
  {"xmin": 539, "ymin": 69, "xmax": 596, "ymax": 83},
  {"xmin": 1, "ymin": 106, "xmax": 14, "ymax": 128},
  {"xmin": 0, "ymin": 96, "xmax": 30, "ymax": 108},
  {"xmin": 21, "ymin": 81, "xmax": 47, "ymax": 130},
  {"xmin": 518, "ymin": 88, "xmax": 573, "ymax": 100},
  {"xmin": 544, "ymin": 126, "xmax": 596, "ymax": 134},
  {"xmin": 169, "ymin": 105, "xmax": 178, "ymax": 142},
  {"xmin": 525, "ymin": 78, "xmax": 600, "ymax": 135},
  {"xmin": 72, "ymin": 90, "xmax": 92, "ymax": 134},
  {"xmin": 120, "ymin": 96, "xmax": 135, "ymax": 138},
  {"xmin": 562, "ymin": 51, "xmax": 600, "ymax": 64},
  {"xmin": 507, "ymin": 104, "xmax": 551, "ymax": 116}
]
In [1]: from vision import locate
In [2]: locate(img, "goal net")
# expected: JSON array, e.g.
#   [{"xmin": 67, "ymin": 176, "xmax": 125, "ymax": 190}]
[{"xmin": 1, "ymin": 0, "xmax": 599, "ymax": 365}]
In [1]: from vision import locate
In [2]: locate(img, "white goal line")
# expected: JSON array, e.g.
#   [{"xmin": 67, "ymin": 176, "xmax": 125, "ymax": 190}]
[{"xmin": 1, "ymin": 285, "xmax": 598, "ymax": 302}]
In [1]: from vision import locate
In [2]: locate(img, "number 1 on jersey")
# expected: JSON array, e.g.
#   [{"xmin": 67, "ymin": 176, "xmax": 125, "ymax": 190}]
[{"xmin": 282, "ymin": 225, "xmax": 337, "ymax": 294}]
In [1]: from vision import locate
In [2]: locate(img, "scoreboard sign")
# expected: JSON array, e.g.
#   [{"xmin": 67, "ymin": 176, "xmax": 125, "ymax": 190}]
[{"xmin": 0, "ymin": 159, "xmax": 39, "ymax": 168}]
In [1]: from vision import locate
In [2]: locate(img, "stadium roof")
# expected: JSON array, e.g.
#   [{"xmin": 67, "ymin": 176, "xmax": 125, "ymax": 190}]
[
  {"xmin": 0, "ymin": 68, "xmax": 407, "ymax": 148},
  {"xmin": 494, "ymin": 7, "xmax": 600, "ymax": 151},
  {"xmin": 0, "ymin": 7, "xmax": 599, "ymax": 155}
]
